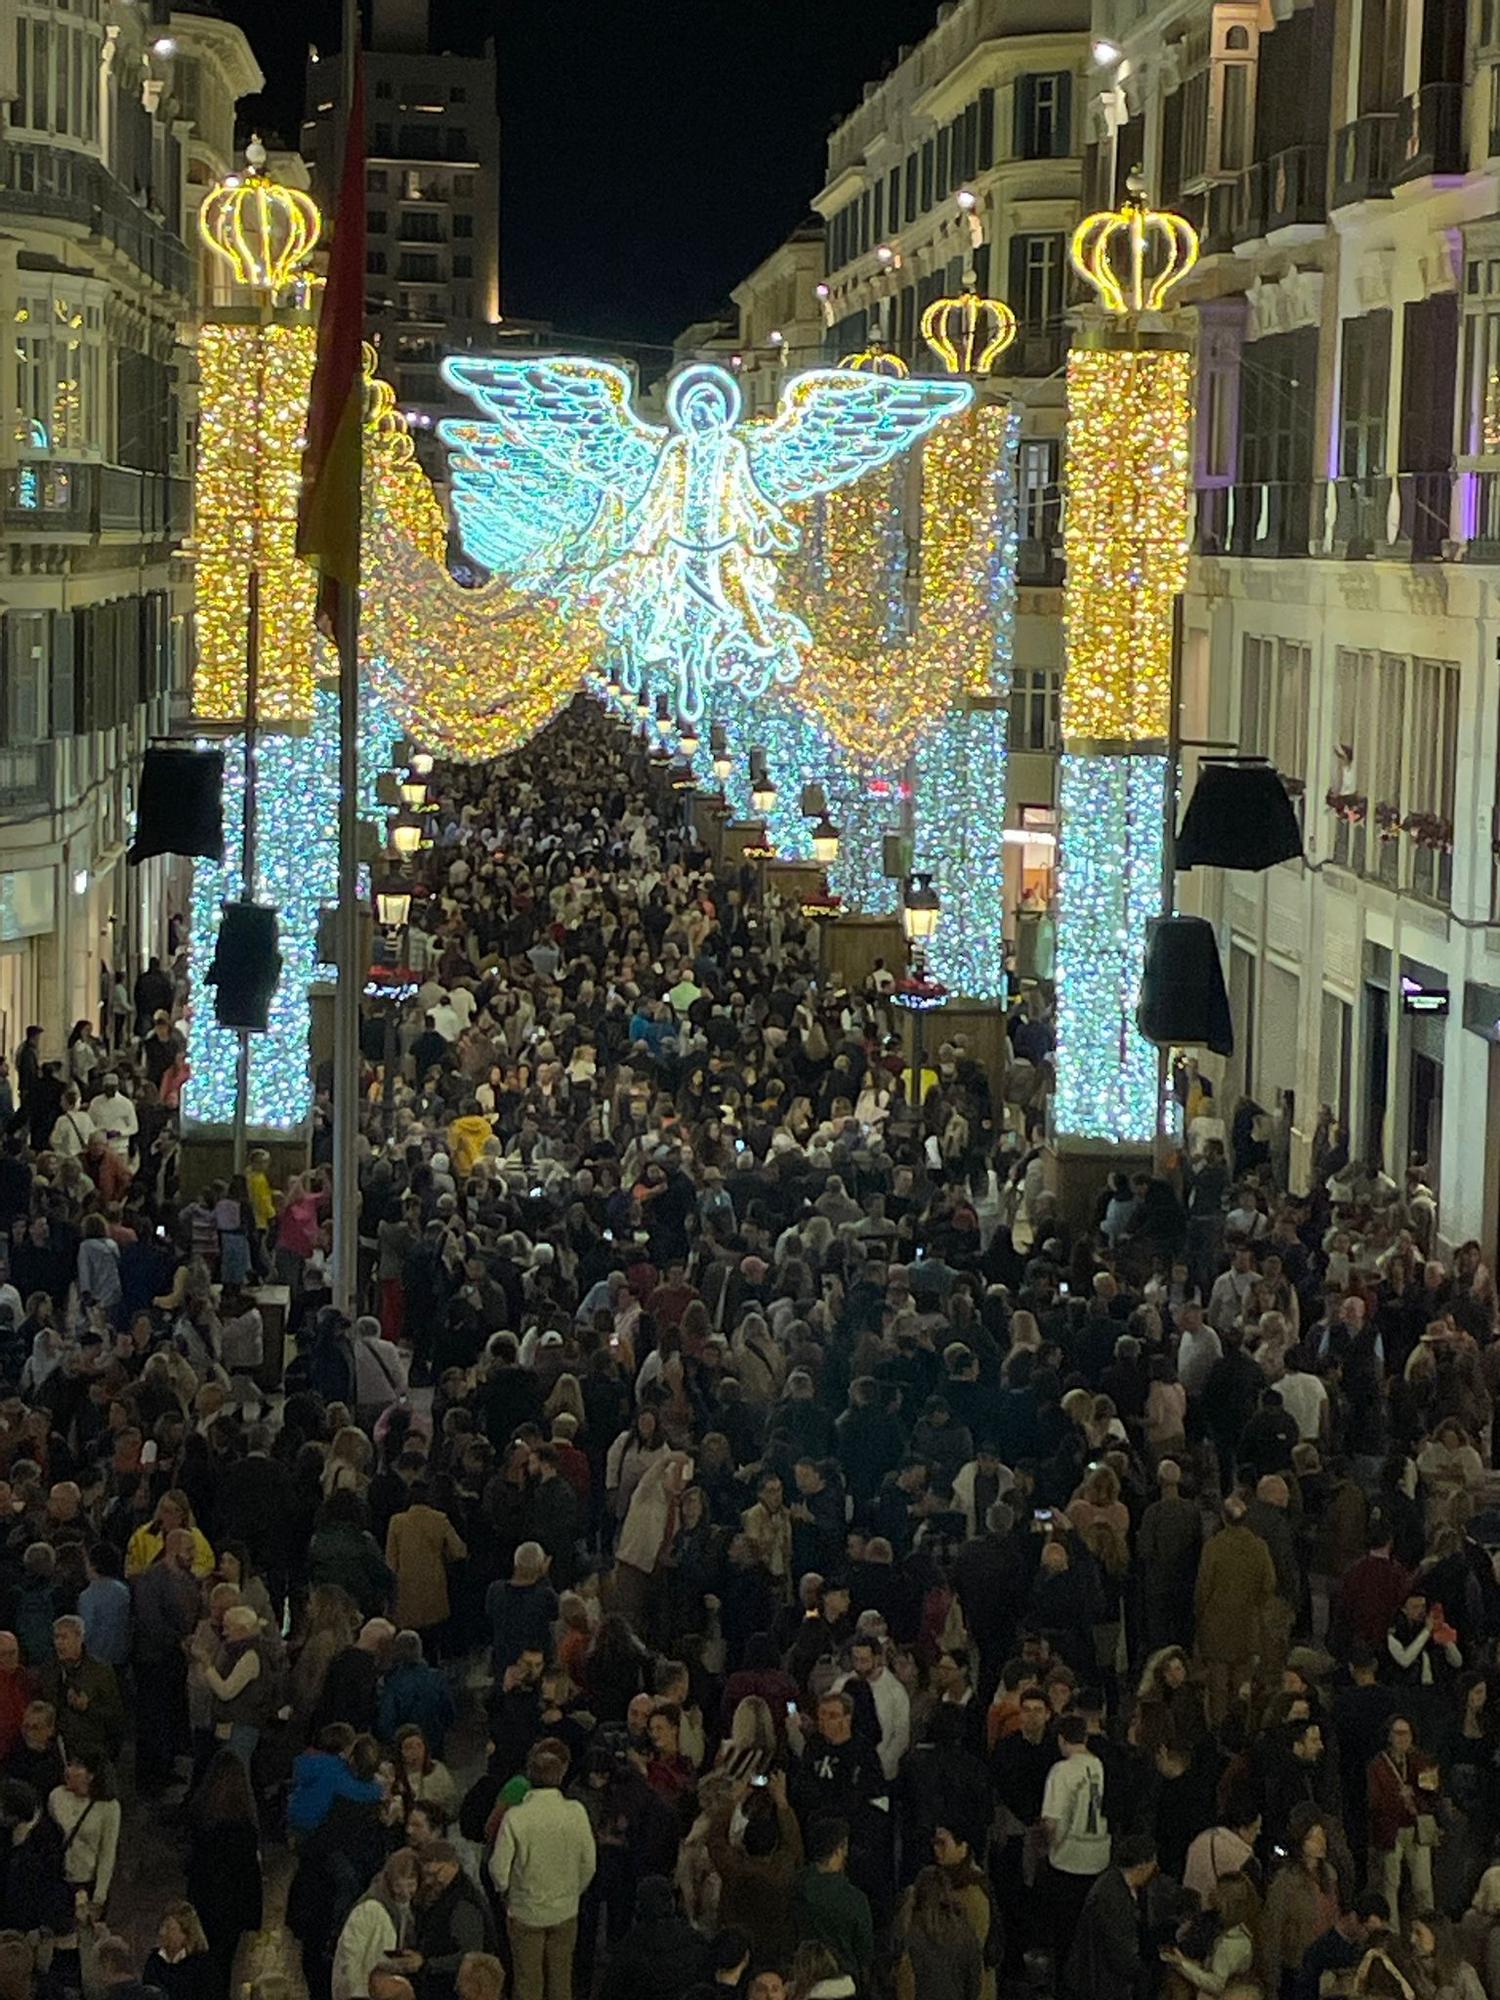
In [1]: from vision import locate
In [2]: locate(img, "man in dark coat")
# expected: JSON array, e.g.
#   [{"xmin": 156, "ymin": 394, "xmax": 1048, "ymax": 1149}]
[
  {"xmin": 1061, "ymin": 1833, "xmax": 1157, "ymax": 2000},
  {"xmin": 600, "ymin": 1875, "xmax": 708, "ymax": 2000}
]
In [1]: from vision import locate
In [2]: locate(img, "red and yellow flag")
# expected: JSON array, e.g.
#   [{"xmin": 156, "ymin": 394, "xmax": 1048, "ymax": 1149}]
[{"xmin": 297, "ymin": 59, "xmax": 366, "ymax": 635}]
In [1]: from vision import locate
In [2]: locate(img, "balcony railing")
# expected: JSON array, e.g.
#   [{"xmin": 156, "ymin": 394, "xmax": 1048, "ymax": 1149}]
[
  {"xmin": 0, "ymin": 740, "xmax": 55, "ymax": 821},
  {"xmin": 1393, "ymin": 83, "xmax": 1465, "ymax": 184},
  {"xmin": 1331, "ymin": 112, "xmax": 1398, "ymax": 204},
  {"xmin": 1263, "ymin": 143, "xmax": 1328, "ymax": 230},
  {"xmin": 1321, "ymin": 472, "xmax": 1454, "ymax": 558},
  {"xmin": 0, "ymin": 141, "xmax": 192, "ymax": 298},
  {"xmin": 1193, "ymin": 482, "xmax": 1316, "ymax": 555},
  {"xmin": 1, "ymin": 460, "xmax": 187, "ymax": 541}
]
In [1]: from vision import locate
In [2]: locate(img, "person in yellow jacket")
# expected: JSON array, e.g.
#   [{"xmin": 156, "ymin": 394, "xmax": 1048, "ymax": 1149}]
[
  {"xmin": 125, "ymin": 1488, "xmax": 215, "ymax": 1579},
  {"xmin": 447, "ymin": 1103, "xmax": 495, "ymax": 1179}
]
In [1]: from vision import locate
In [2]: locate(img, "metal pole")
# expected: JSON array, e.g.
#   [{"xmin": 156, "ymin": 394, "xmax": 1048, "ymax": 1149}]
[
  {"xmin": 233, "ymin": 568, "xmax": 261, "ymax": 1173},
  {"xmin": 331, "ymin": 0, "xmax": 362, "ymax": 1314}
]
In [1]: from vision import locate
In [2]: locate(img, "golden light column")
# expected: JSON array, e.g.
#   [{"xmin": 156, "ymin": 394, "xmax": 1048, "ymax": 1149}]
[{"xmin": 1053, "ymin": 179, "xmax": 1197, "ymax": 1142}]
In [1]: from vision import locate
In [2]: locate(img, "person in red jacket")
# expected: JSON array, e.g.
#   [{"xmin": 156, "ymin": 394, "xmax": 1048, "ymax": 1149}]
[
  {"xmin": 1334, "ymin": 1529, "xmax": 1412, "ymax": 1653},
  {"xmin": 1367, "ymin": 1714, "xmax": 1439, "ymax": 1919}
]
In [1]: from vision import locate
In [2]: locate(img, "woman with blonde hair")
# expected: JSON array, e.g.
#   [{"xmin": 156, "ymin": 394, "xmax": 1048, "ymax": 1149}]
[
  {"xmin": 1162, "ymin": 1871, "xmax": 1259, "ymax": 1995},
  {"xmin": 544, "ymin": 1372, "xmax": 585, "ymax": 1426},
  {"xmin": 125, "ymin": 1488, "xmax": 214, "ymax": 1578},
  {"xmin": 330, "ymin": 1848, "xmax": 419, "ymax": 2000},
  {"xmin": 716, "ymin": 1693, "xmax": 777, "ymax": 1782},
  {"xmin": 144, "ymin": 1902, "xmax": 213, "ymax": 2000},
  {"xmin": 322, "ymin": 1426, "xmax": 373, "ymax": 1500}
]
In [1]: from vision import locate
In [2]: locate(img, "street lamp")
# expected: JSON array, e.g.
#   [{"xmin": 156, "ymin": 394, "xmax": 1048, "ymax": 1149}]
[
  {"xmin": 901, "ymin": 871, "xmax": 942, "ymax": 966},
  {"xmin": 372, "ymin": 873, "xmax": 412, "ymax": 930},
  {"xmin": 389, "ymin": 809, "xmax": 423, "ymax": 858},
  {"xmin": 750, "ymin": 757, "xmax": 777, "ymax": 816},
  {"xmin": 398, "ymin": 774, "xmax": 428, "ymax": 810},
  {"xmin": 678, "ymin": 718, "xmax": 701, "ymax": 760},
  {"xmin": 897, "ymin": 872, "xmax": 944, "ymax": 1108},
  {"xmin": 408, "ymin": 749, "xmax": 434, "ymax": 780},
  {"xmin": 810, "ymin": 812, "xmax": 841, "ymax": 865}
]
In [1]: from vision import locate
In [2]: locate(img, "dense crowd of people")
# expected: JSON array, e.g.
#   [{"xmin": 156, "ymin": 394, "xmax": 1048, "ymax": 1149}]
[{"xmin": 0, "ymin": 698, "xmax": 1496, "ymax": 2000}]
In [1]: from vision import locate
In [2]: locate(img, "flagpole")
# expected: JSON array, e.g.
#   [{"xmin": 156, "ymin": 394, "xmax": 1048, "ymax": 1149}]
[{"xmin": 331, "ymin": 0, "xmax": 363, "ymax": 1315}]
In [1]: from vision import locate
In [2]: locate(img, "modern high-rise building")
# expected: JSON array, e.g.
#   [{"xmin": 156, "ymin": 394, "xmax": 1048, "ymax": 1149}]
[
  {"xmin": 1080, "ymin": 0, "xmax": 1499, "ymax": 1240},
  {"xmin": 301, "ymin": 0, "xmax": 500, "ymax": 447},
  {"xmin": 0, "ymin": 0, "xmax": 260, "ymax": 1053}
]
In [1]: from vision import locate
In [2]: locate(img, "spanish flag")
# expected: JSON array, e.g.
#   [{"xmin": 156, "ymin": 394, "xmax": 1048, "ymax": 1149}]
[{"xmin": 297, "ymin": 58, "xmax": 366, "ymax": 636}]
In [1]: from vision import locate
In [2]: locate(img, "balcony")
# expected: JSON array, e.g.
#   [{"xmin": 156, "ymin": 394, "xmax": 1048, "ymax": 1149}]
[
  {"xmin": 0, "ymin": 142, "xmax": 192, "ymax": 299},
  {"xmin": 0, "ymin": 740, "xmax": 55, "ymax": 822},
  {"xmin": 0, "ymin": 461, "xmax": 187, "ymax": 541},
  {"xmin": 1194, "ymin": 485, "xmax": 1231, "ymax": 554},
  {"xmin": 1392, "ymin": 84, "xmax": 1465, "ymax": 184},
  {"xmin": 1, "ymin": 461, "xmax": 96, "ymax": 533},
  {"xmin": 1263, "ymin": 143, "xmax": 1328, "ymax": 231},
  {"xmin": 1322, "ymin": 470, "xmax": 1454, "ymax": 558},
  {"xmin": 1180, "ymin": 182, "xmax": 1238, "ymax": 257},
  {"xmin": 1331, "ymin": 112, "xmax": 1397, "ymax": 205},
  {"xmin": 1224, "ymin": 480, "xmax": 1313, "ymax": 556}
]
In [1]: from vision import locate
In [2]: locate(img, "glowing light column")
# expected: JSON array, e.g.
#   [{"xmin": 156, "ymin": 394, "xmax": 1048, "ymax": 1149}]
[{"xmin": 1054, "ymin": 184, "xmax": 1197, "ymax": 1142}]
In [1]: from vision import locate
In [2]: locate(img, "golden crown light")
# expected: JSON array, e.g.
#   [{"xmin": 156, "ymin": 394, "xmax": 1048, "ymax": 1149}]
[
  {"xmin": 920, "ymin": 289, "xmax": 1017, "ymax": 375},
  {"xmin": 1070, "ymin": 174, "xmax": 1199, "ymax": 317},
  {"xmin": 838, "ymin": 333, "xmax": 909, "ymax": 378},
  {"xmin": 199, "ymin": 137, "xmax": 322, "ymax": 296}
]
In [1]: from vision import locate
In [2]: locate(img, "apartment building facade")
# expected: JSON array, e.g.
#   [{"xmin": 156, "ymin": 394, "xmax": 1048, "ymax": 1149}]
[
  {"xmin": 0, "ymin": 0, "xmax": 255, "ymax": 1054},
  {"xmin": 301, "ymin": 0, "xmax": 499, "ymax": 459},
  {"xmin": 804, "ymin": 0, "xmax": 1091, "ymax": 933},
  {"xmin": 1081, "ymin": 0, "xmax": 1500, "ymax": 1242}
]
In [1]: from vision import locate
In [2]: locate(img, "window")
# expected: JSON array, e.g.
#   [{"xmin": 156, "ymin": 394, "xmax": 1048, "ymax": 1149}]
[
  {"xmin": 1338, "ymin": 311, "xmax": 1392, "ymax": 478},
  {"xmin": 978, "ymin": 87, "xmax": 996, "ymax": 168},
  {"xmin": 367, "ymin": 250, "xmax": 387, "ymax": 275},
  {"xmin": 1018, "ymin": 437, "xmax": 1061, "ymax": 569},
  {"xmin": 1015, "ymin": 72, "xmax": 1072, "ymax": 158},
  {"xmin": 1239, "ymin": 327, "xmax": 1318, "ymax": 484},
  {"xmin": 1008, "ymin": 233, "xmax": 1065, "ymax": 330},
  {"xmin": 453, "ymin": 213, "xmax": 473, "ymax": 237},
  {"xmin": 937, "ymin": 124, "xmax": 952, "ymax": 197},
  {"xmin": 1, "ymin": 612, "xmax": 47, "ymax": 746},
  {"xmin": 453, "ymin": 173, "xmax": 474, "ymax": 198},
  {"xmin": 872, "ymin": 179, "xmax": 883, "ymax": 244},
  {"xmin": 921, "ymin": 138, "xmax": 935, "ymax": 209},
  {"xmin": 367, "ymin": 210, "xmax": 387, "ymax": 234},
  {"xmin": 400, "ymin": 210, "xmax": 443, "ymax": 241},
  {"xmin": 373, "ymin": 124, "xmax": 392, "ymax": 152},
  {"xmin": 1408, "ymin": 657, "xmax": 1459, "ymax": 898},
  {"xmin": 904, "ymin": 153, "xmax": 918, "ymax": 223},
  {"xmin": 450, "ymin": 84, "xmax": 466, "ymax": 102},
  {"xmin": 1009, "ymin": 666, "xmax": 1061, "ymax": 750},
  {"xmin": 366, "ymin": 168, "xmax": 387, "ymax": 193},
  {"xmin": 887, "ymin": 168, "xmax": 900, "ymax": 234},
  {"xmin": 398, "ymin": 252, "xmax": 439, "ymax": 280},
  {"xmin": 453, "ymin": 254, "xmax": 472, "ymax": 277},
  {"xmin": 375, "ymin": 78, "xmax": 392, "ymax": 99}
]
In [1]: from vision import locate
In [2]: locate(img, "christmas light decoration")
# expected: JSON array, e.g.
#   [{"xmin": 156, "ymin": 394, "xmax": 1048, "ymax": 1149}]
[
  {"xmin": 1054, "ymin": 187, "xmax": 1197, "ymax": 1141},
  {"xmin": 1053, "ymin": 756, "xmax": 1168, "ymax": 1141},
  {"xmin": 184, "ymin": 690, "xmax": 342, "ymax": 1127},
  {"xmin": 438, "ymin": 355, "xmax": 971, "ymax": 719},
  {"xmin": 198, "ymin": 139, "xmax": 322, "ymax": 297},
  {"xmin": 193, "ymin": 319, "xmax": 319, "ymax": 722},
  {"xmin": 920, "ymin": 291, "xmax": 1017, "ymax": 376}
]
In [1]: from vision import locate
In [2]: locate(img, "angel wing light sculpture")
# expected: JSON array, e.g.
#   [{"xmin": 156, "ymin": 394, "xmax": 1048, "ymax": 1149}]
[{"xmin": 439, "ymin": 355, "xmax": 973, "ymax": 721}]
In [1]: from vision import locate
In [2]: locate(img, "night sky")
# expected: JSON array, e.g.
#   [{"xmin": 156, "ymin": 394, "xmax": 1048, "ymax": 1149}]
[{"xmin": 213, "ymin": 0, "xmax": 942, "ymax": 355}]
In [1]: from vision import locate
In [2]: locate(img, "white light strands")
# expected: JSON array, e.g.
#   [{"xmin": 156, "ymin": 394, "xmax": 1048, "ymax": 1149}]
[{"xmin": 438, "ymin": 355, "xmax": 971, "ymax": 721}]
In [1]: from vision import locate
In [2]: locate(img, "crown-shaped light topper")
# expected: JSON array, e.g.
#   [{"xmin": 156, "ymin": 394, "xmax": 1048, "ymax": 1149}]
[
  {"xmin": 1070, "ymin": 173, "xmax": 1199, "ymax": 316},
  {"xmin": 920, "ymin": 288, "xmax": 1017, "ymax": 374},
  {"xmin": 838, "ymin": 335, "xmax": 910, "ymax": 378},
  {"xmin": 199, "ymin": 138, "xmax": 322, "ymax": 295}
]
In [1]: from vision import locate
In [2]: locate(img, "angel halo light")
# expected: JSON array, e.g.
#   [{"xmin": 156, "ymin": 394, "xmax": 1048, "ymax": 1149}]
[{"xmin": 439, "ymin": 355, "xmax": 972, "ymax": 722}]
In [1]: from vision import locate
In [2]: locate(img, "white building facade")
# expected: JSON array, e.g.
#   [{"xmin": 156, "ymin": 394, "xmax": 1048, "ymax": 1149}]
[
  {"xmin": 0, "ymin": 0, "xmax": 258, "ymax": 1057},
  {"xmin": 1082, "ymin": 0, "xmax": 1500, "ymax": 1247}
]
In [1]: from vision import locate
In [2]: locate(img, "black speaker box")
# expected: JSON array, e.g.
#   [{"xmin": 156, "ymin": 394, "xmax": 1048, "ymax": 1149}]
[
  {"xmin": 129, "ymin": 746, "xmax": 225, "ymax": 864},
  {"xmin": 1175, "ymin": 758, "xmax": 1303, "ymax": 872},
  {"xmin": 1136, "ymin": 915, "xmax": 1234, "ymax": 1055}
]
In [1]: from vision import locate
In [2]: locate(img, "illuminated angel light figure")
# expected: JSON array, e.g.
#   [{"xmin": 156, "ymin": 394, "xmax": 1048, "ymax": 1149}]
[{"xmin": 439, "ymin": 355, "xmax": 972, "ymax": 721}]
